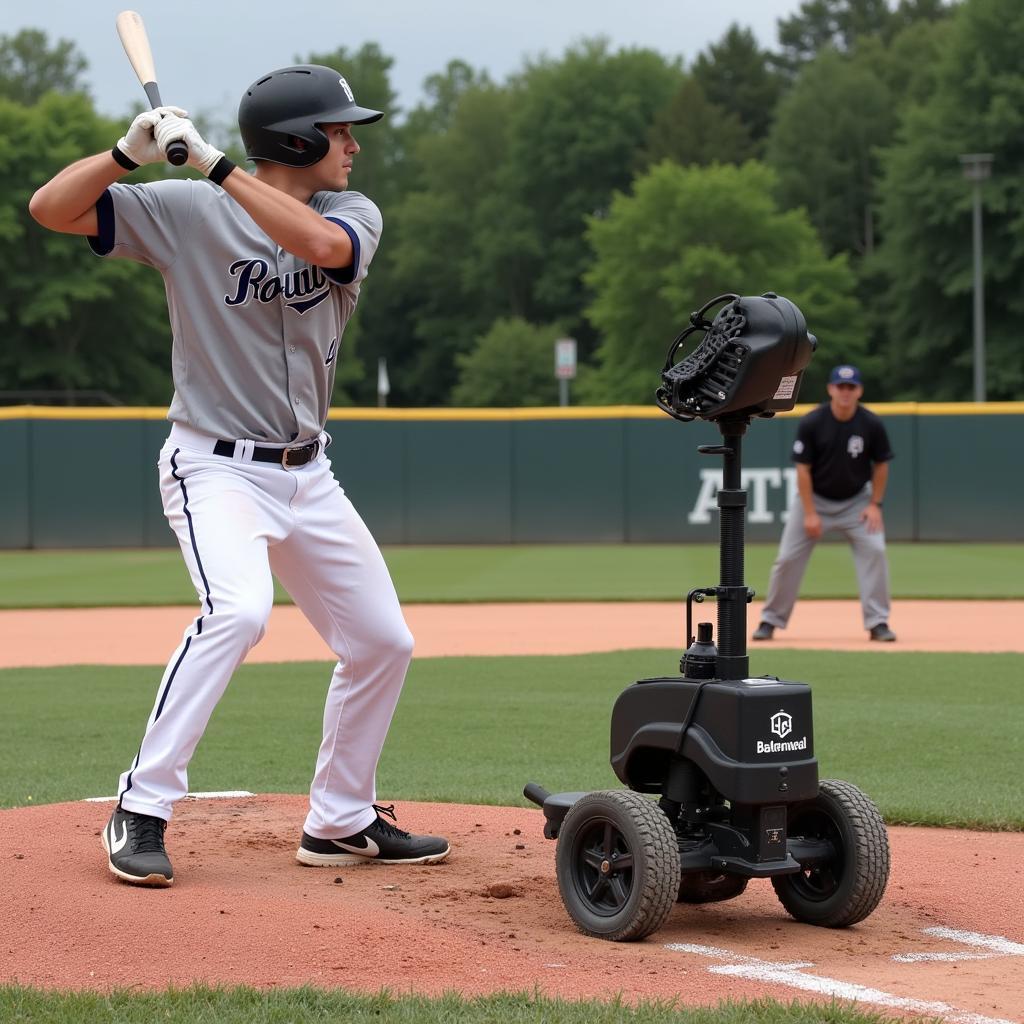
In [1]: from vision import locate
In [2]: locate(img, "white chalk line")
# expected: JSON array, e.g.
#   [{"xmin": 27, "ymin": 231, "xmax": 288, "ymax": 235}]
[
  {"xmin": 890, "ymin": 927, "xmax": 1024, "ymax": 963},
  {"xmin": 667, "ymin": 942, "xmax": 1018, "ymax": 1024},
  {"xmin": 83, "ymin": 790, "xmax": 255, "ymax": 802}
]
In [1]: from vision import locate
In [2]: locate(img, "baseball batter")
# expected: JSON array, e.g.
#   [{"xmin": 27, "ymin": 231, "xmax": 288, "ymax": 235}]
[{"xmin": 29, "ymin": 65, "xmax": 450, "ymax": 886}]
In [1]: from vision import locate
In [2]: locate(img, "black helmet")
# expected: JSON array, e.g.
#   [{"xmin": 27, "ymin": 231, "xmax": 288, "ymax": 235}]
[{"xmin": 238, "ymin": 64, "xmax": 383, "ymax": 167}]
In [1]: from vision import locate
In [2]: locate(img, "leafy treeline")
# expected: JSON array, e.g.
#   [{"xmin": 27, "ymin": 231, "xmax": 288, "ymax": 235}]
[{"xmin": 2, "ymin": 0, "xmax": 1021, "ymax": 408}]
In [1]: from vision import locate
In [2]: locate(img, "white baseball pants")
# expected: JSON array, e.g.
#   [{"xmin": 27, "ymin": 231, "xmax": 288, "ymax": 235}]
[
  {"xmin": 116, "ymin": 423, "xmax": 414, "ymax": 838},
  {"xmin": 759, "ymin": 487, "xmax": 892, "ymax": 632}
]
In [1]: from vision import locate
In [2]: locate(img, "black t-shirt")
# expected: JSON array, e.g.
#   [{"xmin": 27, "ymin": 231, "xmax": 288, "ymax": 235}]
[{"xmin": 791, "ymin": 403, "xmax": 894, "ymax": 500}]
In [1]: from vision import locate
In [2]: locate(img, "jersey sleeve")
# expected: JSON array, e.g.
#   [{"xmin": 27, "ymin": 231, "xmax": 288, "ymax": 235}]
[
  {"xmin": 791, "ymin": 414, "xmax": 816, "ymax": 465},
  {"xmin": 317, "ymin": 192, "xmax": 382, "ymax": 287},
  {"xmin": 869, "ymin": 416, "xmax": 895, "ymax": 463},
  {"xmin": 87, "ymin": 179, "xmax": 196, "ymax": 271}
]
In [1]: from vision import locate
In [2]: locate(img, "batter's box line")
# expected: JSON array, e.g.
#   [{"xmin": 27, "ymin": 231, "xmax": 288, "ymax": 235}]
[
  {"xmin": 83, "ymin": 790, "xmax": 256, "ymax": 802},
  {"xmin": 666, "ymin": 942, "xmax": 1018, "ymax": 1024},
  {"xmin": 892, "ymin": 926, "xmax": 1024, "ymax": 963}
]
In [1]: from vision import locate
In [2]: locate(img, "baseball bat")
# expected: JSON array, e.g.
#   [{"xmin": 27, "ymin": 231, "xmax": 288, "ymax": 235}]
[{"xmin": 115, "ymin": 10, "xmax": 188, "ymax": 166}]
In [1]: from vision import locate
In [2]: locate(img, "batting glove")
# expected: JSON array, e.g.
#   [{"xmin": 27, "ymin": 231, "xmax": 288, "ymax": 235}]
[
  {"xmin": 114, "ymin": 106, "xmax": 187, "ymax": 169},
  {"xmin": 154, "ymin": 114, "xmax": 231, "ymax": 180}
]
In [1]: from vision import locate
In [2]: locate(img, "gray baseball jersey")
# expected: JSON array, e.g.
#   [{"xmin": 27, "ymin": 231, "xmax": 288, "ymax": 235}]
[{"xmin": 89, "ymin": 179, "xmax": 381, "ymax": 442}]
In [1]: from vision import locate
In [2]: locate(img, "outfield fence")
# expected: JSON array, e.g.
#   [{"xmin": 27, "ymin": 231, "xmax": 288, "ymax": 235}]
[{"xmin": 1, "ymin": 403, "xmax": 1022, "ymax": 547}]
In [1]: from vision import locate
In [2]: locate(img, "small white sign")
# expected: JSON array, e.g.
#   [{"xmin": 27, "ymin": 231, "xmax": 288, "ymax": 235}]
[
  {"xmin": 773, "ymin": 374, "xmax": 798, "ymax": 400},
  {"xmin": 554, "ymin": 338, "xmax": 577, "ymax": 380}
]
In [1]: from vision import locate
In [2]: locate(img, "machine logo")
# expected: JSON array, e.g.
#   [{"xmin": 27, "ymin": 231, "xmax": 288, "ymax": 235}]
[{"xmin": 758, "ymin": 710, "xmax": 807, "ymax": 754}]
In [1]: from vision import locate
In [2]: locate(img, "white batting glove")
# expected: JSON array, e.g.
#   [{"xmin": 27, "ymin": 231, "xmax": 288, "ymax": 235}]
[
  {"xmin": 154, "ymin": 114, "xmax": 225, "ymax": 177},
  {"xmin": 115, "ymin": 106, "xmax": 188, "ymax": 167}
]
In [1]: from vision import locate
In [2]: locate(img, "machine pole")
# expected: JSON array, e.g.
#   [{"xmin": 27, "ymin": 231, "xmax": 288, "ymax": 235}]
[{"xmin": 714, "ymin": 418, "xmax": 750, "ymax": 680}]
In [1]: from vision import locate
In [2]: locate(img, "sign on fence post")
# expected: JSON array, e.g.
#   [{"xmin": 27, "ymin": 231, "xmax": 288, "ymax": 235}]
[{"xmin": 554, "ymin": 337, "xmax": 577, "ymax": 407}]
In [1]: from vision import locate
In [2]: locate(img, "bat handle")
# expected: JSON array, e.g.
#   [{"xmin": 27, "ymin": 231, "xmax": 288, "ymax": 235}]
[
  {"xmin": 143, "ymin": 81, "xmax": 189, "ymax": 167},
  {"xmin": 166, "ymin": 140, "xmax": 189, "ymax": 166}
]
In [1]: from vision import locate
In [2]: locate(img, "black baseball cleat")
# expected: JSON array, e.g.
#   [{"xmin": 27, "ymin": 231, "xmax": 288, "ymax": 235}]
[
  {"xmin": 869, "ymin": 623, "xmax": 897, "ymax": 642},
  {"xmin": 102, "ymin": 806, "xmax": 174, "ymax": 887},
  {"xmin": 752, "ymin": 621, "xmax": 775, "ymax": 641},
  {"xmin": 296, "ymin": 803, "xmax": 451, "ymax": 866}
]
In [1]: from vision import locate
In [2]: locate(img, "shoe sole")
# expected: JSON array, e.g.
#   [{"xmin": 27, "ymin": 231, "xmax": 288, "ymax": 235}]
[
  {"xmin": 295, "ymin": 844, "xmax": 451, "ymax": 867},
  {"xmin": 101, "ymin": 828, "xmax": 173, "ymax": 888}
]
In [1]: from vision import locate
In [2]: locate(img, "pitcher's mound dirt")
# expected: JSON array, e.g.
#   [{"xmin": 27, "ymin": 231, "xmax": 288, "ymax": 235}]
[{"xmin": 1, "ymin": 794, "xmax": 1021, "ymax": 1021}]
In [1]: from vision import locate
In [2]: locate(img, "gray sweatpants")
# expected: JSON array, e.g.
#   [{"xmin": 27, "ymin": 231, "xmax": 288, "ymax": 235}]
[{"xmin": 760, "ymin": 487, "xmax": 891, "ymax": 632}]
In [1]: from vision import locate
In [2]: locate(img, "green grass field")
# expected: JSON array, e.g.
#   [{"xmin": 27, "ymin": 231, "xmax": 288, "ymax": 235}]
[
  {"xmin": 0, "ymin": 988, "xmax": 912, "ymax": 1024},
  {"xmin": 2, "ymin": 649, "xmax": 1020, "ymax": 829},
  {"xmin": 1, "ymin": 543, "xmax": 1022, "ymax": 607}
]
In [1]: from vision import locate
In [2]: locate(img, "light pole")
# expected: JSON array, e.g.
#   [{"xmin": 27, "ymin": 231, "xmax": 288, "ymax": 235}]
[{"xmin": 959, "ymin": 153, "xmax": 993, "ymax": 403}]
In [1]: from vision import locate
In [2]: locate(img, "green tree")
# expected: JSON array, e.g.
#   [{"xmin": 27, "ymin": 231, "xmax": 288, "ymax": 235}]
[
  {"xmin": 368, "ymin": 40, "xmax": 682, "ymax": 406},
  {"xmin": 581, "ymin": 161, "xmax": 866, "ymax": 404},
  {"xmin": 450, "ymin": 318, "xmax": 564, "ymax": 406},
  {"xmin": 692, "ymin": 24, "xmax": 784, "ymax": 150},
  {"xmin": 638, "ymin": 76, "xmax": 754, "ymax": 170},
  {"xmin": 875, "ymin": 0, "xmax": 1024, "ymax": 400},
  {"xmin": 766, "ymin": 48, "xmax": 895, "ymax": 257},
  {"xmin": 0, "ymin": 29, "xmax": 87, "ymax": 104},
  {"xmin": 400, "ymin": 61, "xmax": 490, "ymax": 145},
  {"xmin": 502, "ymin": 40, "xmax": 683, "ymax": 326},
  {"xmin": 2, "ymin": 93, "xmax": 173, "ymax": 403},
  {"xmin": 775, "ymin": 0, "xmax": 893, "ymax": 72},
  {"xmin": 773, "ymin": 0, "xmax": 954, "ymax": 74}
]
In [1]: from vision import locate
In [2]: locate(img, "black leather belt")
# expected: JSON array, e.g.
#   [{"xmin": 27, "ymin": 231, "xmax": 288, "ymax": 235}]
[{"xmin": 213, "ymin": 438, "xmax": 320, "ymax": 468}]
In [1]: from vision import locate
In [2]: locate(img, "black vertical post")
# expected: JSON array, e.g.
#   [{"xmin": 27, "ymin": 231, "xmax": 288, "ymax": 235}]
[{"xmin": 715, "ymin": 417, "xmax": 749, "ymax": 679}]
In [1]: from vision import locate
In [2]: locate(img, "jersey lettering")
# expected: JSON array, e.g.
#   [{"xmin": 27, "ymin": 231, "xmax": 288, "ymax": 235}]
[{"xmin": 224, "ymin": 258, "xmax": 330, "ymax": 313}]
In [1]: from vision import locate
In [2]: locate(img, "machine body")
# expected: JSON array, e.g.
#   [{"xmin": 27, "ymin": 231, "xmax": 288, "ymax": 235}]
[{"xmin": 525, "ymin": 293, "xmax": 889, "ymax": 941}]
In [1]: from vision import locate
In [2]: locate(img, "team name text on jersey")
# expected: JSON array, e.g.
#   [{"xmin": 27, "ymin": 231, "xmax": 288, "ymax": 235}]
[{"xmin": 224, "ymin": 258, "xmax": 330, "ymax": 314}]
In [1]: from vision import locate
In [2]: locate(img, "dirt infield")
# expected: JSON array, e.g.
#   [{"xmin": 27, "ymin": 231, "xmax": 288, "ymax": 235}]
[
  {"xmin": 2, "ymin": 600, "xmax": 1022, "ymax": 1021},
  {"xmin": 2, "ymin": 795, "xmax": 1022, "ymax": 1021},
  {"xmin": 1, "ymin": 599, "xmax": 1022, "ymax": 667}
]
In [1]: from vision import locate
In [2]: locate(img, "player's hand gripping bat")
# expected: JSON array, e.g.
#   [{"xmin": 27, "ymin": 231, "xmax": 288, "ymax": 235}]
[{"xmin": 115, "ymin": 11, "xmax": 188, "ymax": 166}]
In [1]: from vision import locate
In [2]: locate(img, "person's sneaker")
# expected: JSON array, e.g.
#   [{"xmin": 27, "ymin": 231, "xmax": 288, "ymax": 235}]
[
  {"xmin": 752, "ymin": 621, "xmax": 775, "ymax": 641},
  {"xmin": 102, "ymin": 807, "xmax": 173, "ymax": 887},
  {"xmin": 296, "ymin": 803, "xmax": 451, "ymax": 866},
  {"xmin": 869, "ymin": 623, "xmax": 897, "ymax": 642}
]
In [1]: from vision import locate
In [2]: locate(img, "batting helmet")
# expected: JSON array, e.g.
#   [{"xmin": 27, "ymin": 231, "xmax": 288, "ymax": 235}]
[{"xmin": 238, "ymin": 65, "xmax": 384, "ymax": 167}]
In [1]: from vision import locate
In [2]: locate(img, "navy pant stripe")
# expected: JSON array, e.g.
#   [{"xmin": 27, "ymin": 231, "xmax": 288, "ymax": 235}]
[{"xmin": 119, "ymin": 449, "xmax": 212, "ymax": 806}]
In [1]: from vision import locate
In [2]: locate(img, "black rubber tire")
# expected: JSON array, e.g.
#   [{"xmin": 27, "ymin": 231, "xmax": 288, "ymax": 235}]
[
  {"xmin": 772, "ymin": 778, "xmax": 890, "ymax": 928},
  {"xmin": 555, "ymin": 790, "xmax": 679, "ymax": 941},
  {"xmin": 678, "ymin": 871, "xmax": 749, "ymax": 904}
]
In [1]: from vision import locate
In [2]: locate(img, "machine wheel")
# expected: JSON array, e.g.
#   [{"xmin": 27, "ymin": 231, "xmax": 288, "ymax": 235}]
[
  {"xmin": 555, "ymin": 790, "xmax": 679, "ymax": 941},
  {"xmin": 772, "ymin": 778, "xmax": 890, "ymax": 928},
  {"xmin": 678, "ymin": 871, "xmax": 749, "ymax": 904}
]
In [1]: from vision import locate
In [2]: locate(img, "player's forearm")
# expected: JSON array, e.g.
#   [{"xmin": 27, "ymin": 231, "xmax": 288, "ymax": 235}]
[
  {"xmin": 870, "ymin": 462, "xmax": 889, "ymax": 505},
  {"xmin": 29, "ymin": 152, "xmax": 128, "ymax": 232},
  {"xmin": 796, "ymin": 464, "xmax": 816, "ymax": 513},
  {"xmin": 218, "ymin": 169, "xmax": 353, "ymax": 268}
]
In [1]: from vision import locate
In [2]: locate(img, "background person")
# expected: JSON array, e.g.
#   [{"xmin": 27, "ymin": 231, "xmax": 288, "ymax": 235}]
[{"xmin": 753, "ymin": 364, "xmax": 897, "ymax": 643}]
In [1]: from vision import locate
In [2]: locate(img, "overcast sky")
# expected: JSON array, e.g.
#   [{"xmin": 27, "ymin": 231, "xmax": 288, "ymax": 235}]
[{"xmin": 6, "ymin": 1, "xmax": 806, "ymax": 122}]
